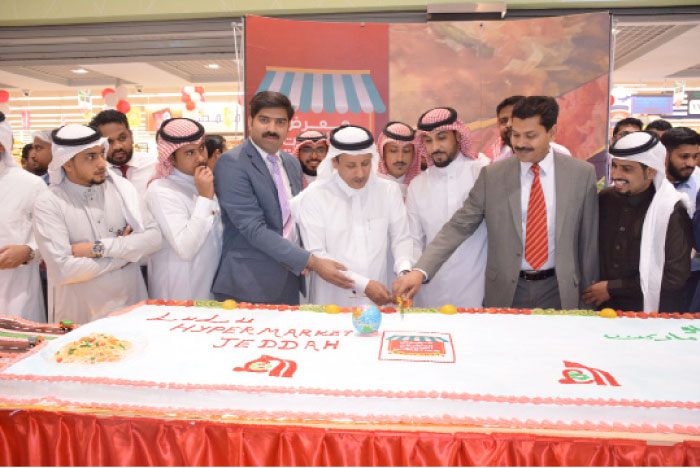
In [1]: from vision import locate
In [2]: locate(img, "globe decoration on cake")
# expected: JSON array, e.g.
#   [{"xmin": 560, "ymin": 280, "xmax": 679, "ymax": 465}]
[{"xmin": 352, "ymin": 305, "xmax": 382, "ymax": 336}]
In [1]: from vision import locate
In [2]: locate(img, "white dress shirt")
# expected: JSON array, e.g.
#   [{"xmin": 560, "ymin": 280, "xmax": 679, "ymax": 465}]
[
  {"xmin": 0, "ymin": 164, "xmax": 47, "ymax": 321},
  {"xmin": 146, "ymin": 168, "xmax": 223, "ymax": 300},
  {"xmin": 250, "ymin": 140, "xmax": 293, "ymax": 200},
  {"xmin": 33, "ymin": 175, "xmax": 162, "ymax": 323},
  {"xmin": 407, "ymin": 154, "xmax": 488, "ymax": 308},
  {"xmin": 520, "ymin": 149, "xmax": 556, "ymax": 271},
  {"xmin": 250, "ymin": 139, "xmax": 297, "ymax": 244},
  {"xmin": 108, "ymin": 151, "xmax": 157, "ymax": 200},
  {"xmin": 294, "ymin": 174, "xmax": 413, "ymax": 307}
]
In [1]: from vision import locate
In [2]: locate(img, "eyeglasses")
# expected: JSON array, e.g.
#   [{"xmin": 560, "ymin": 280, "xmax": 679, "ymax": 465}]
[{"xmin": 300, "ymin": 146, "xmax": 328, "ymax": 156}]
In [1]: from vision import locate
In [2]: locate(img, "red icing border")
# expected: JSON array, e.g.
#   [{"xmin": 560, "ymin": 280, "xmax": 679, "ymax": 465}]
[
  {"xmin": 2, "ymin": 301, "xmax": 700, "ymax": 435},
  {"xmin": 0, "ymin": 395, "xmax": 698, "ymax": 435},
  {"xmin": 1, "ymin": 371, "xmax": 699, "ymax": 411}
]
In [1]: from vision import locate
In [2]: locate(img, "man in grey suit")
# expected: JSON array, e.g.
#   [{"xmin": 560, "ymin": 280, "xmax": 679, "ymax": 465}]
[
  {"xmin": 393, "ymin": 96, "xmax": 599, "ymax": 309},
  {"xmin": 212, "ymin": 91, "xmax": 352, "ymax": 305}
]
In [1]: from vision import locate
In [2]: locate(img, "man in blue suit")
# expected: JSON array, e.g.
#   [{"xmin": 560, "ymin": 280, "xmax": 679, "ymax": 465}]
[{"xmin": 212, "ymin": 91, "xmax": 352, "ymax": 305}]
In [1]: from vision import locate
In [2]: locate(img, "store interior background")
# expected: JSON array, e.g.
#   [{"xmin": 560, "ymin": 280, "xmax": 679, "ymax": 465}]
[{"xmin": 0, "ymin": 3, "xmax": 699, "ymax": 161}]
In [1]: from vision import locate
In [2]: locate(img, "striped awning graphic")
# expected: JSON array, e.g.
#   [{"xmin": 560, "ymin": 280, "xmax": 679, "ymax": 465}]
[
  {"xmin": 255, "ymin": 67, "xmax": 386, "ymax": 114},
  {"xmin": 386, "ymin": 335, "xmax": 448, "ymax": 342}
]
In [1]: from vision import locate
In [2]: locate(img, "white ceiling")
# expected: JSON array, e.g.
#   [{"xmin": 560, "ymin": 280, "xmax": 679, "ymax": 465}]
[
  {"xmin": 613, "ymin": 16, "xmax": 700, "ymax": 86},
  {"xmin": 0, "ymin": 19, "xmax": 242, "ymax": 91},
  {"xmin": 1, "ymin": 15, "xmax": 699, "ymax": 92}
]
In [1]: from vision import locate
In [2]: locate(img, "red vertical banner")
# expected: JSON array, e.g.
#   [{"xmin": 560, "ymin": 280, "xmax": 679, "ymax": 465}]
[
  {"xmin": 245, "ymin": 15, "xmax": 389, "ymax": 153},
  {"xmin": 21, "ymin": 111, "xmax": 30, "ymax": 130}
]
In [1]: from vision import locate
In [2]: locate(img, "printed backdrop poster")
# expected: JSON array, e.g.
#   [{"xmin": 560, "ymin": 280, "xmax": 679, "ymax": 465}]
[
  {"xmin": 246, "ymin": 15, "xmax": 389, "ymax": 153},
  {"xmin": 389, "ymin": 13, "xmax": 611, "ymax": 176},
  {"xmin": 245, "ymin": 13, "xmax": 610, "ymax": 176}
]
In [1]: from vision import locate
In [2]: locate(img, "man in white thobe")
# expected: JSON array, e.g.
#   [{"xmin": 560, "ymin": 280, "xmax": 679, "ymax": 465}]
[
  {"xmin": 407, "ymin": 107, "xmax": 489, "ymax": 308},
  {"xmin": 90, "ymin": 109, "xmax": 157, "ymax": 199},
  {"xmin": 146, "ymin": 118, "xmax": 222, "ymax": 300},
  {"xmin": 293, "ymin": 130, "xmax": 328, "ymax": 188},
  {"xmin": 291, "ymin": 125, "xmax": 413, "ymax": 307},
  {"xmin": 0, "ymin": 113, "xmax": 47, "ymax": 321},
  {"xmin": 30, "ymin": 129, "xmax": 53, "ymax": 185},
  {"xmin": 376, "ymin": 121, "xmax": 422, "ymax": 199},
  {"xmin": 33, "ymin": 124, "xmax": 162, "ymax": 323}
]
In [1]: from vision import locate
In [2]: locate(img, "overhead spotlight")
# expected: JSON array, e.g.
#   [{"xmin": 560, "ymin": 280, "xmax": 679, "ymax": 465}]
[
  {"xmin": 206, "ymin": 64, "xmax": 220, "ymax": 69},
  {"xmin": 71, "ymin": 69, "xmax": 89, "ymax": 74}
]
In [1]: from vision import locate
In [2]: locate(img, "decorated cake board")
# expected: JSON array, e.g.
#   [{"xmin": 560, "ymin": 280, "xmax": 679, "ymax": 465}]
[{"xmin": 1, "ymin": 302, "xmax": 699, "ymax": 435}]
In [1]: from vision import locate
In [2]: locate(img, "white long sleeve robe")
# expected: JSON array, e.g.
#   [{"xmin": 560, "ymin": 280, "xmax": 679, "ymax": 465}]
[
  {"xmin": 33, "ymin": 175, "xmax": 162, "ymax": 323},
  {"xmin": 146, "ymin": 169, "xmax": 223, "ymax": 301},
  {"xmin": 406, "ymin": 154, "xmax": 489, "ymax": 308},
  {"xmin": 0, "ymin": 164, "xmax": 47, "ymax": 321},
  {"xmin": 294, "ymin": 174, "xmax": 413, "ymax": 307}
]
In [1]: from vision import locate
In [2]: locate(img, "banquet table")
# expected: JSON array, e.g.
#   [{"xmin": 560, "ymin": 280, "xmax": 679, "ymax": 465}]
[
  {"xmin": 1, "ymin": 405, "xmax": 700, "ymax": 466},
  {"xmin": 3, "ymin": 302, "xmax": 700, "ymax": 466}
]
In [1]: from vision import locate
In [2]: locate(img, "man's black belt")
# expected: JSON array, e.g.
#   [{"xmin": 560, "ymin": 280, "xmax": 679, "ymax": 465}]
[{"xmin": 519, "ymin": 269, "xmax": 556, "ymax": 281}]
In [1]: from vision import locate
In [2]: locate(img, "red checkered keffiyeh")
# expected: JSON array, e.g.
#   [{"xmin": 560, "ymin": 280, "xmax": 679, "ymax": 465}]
[
  {"xmin": 376, "ymin": 121, "xmax": 422, "ymax": 185},
  {"xmin": 293, "ymin": 130, "xmax": 329, "ymax": 159},
  {"xmin": 416, "ymin": 107, "xmax": 474, "ymax": 167},
  {"xmin": 150, "ymin": 118, "xmax": 205, "ymax": 185}
]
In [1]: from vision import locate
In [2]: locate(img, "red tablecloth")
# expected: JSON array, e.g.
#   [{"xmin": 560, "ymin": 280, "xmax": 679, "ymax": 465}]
[{"xmin": 2, "ymin": 409, "xmax": 700, "ymax": 466}]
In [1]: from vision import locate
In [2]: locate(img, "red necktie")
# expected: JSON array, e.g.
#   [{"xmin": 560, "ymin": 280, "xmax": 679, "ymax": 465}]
[
  {"xmin": 117, "ymin": 165, "xmax": 130, "ymax": 179},
  {"xmin": 525, "ymin": 164, "xmax": 548, "ymax": 270}
]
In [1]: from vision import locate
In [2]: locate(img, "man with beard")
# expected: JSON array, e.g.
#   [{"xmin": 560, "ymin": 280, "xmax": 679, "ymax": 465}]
[
  {"xmin": 146, "ymin": 118, "xmax": 222, "ymax": 301},
  {"xmin": 293, "ymin": 130, "xmax": 328, "ymax": 188},
  {"xmin": 0, "ymin": 113, "xmax": 47, "ymax": 321},
  {"xmin": 33, "ymin": 124, "xmax": 161, "ymax": 323},
  {"xmin": 376, "ymin": 121, "xmax": 421, "ymax": 198},
  {"xmin": 30, "ymin": 130, "xmax": 53, "ymax": 184},
  {"xmin": 291, "ymin": 125, "xmax": 413, "ymax": 307},
  {"xmin": 21, "ymin": 143, "xmax": 33, "ymax": 171},
  {"xmin": 661, "ymin": 127, "xmax": 700, "ymax": 311},
  {"xmin": 583, "ymin": 131, "xmax": 692, "ymax": 313},
  {"xmin": 404, "ymin": 107, "xmax": 489, "ymax": 308},
  {"xmin": 395, "ymin": 96, "xmax": 599, "ymax": 310},
  {"xmin": 663, "ymin": 127, "xmax": 700, "ymax": 209},
  {"xmin": 213, "ymin": 91, "xmax": 351, "ymax": 305},
  {"xmin": 492, "ymin": 95, "xmax": 571, "ymax": 161},
  {"xmin": 89, "ymin": 110, "xmax": 156, "ymax": 198}
]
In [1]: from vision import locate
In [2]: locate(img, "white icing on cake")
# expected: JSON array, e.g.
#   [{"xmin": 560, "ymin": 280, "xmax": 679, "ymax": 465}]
[{"xmin": 1, "ymin": 304, "xmax": 699, "ymax": 433}]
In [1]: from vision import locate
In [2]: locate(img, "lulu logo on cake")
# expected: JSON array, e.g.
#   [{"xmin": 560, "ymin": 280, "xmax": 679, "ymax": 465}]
[
  {"xmin": 234, "ymin": 354, "xmax": 297, "ymax": 378},
  {"xmin": 559, "ymin": 360, "xmax": 620, "ymax": 386},
  {"xmin": 386, "ymin": 335, "xmax": 447, "ymax": 357},
  {"xmin": 378, "ymin": 332, "xmax": 455, "ymax": 363}
]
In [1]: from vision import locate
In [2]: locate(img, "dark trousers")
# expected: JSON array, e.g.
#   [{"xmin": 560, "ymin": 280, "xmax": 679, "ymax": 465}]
[
  {"xmin": 684, "ymin": 270, "xmax": 700, "ymax": 313},
  {"xmin": 214, "ymin": 273, "xmax": 301, "ymax": 305},
  {"xmin": 511, "ymin": 275, "xmax": 562, "ymax": 309}
]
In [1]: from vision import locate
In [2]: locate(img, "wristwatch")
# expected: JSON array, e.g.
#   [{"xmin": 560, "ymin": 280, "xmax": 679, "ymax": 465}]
[
  {"xmin": 92, "ymin": 240, "xmax": 105, "ymax": 258},
  {"xmin": 22, "ymin": 247, "xmax": 35, "ymax": 265}
]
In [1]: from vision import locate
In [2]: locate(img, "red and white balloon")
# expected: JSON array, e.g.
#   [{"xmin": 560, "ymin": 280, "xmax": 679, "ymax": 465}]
[
  {"xmin": 102, "ymin": 86, "xmax": 131, "ymax": 114},
  {"xmin": 181, "ymin": 85, "xmax": 205, "ymax": 113}
]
